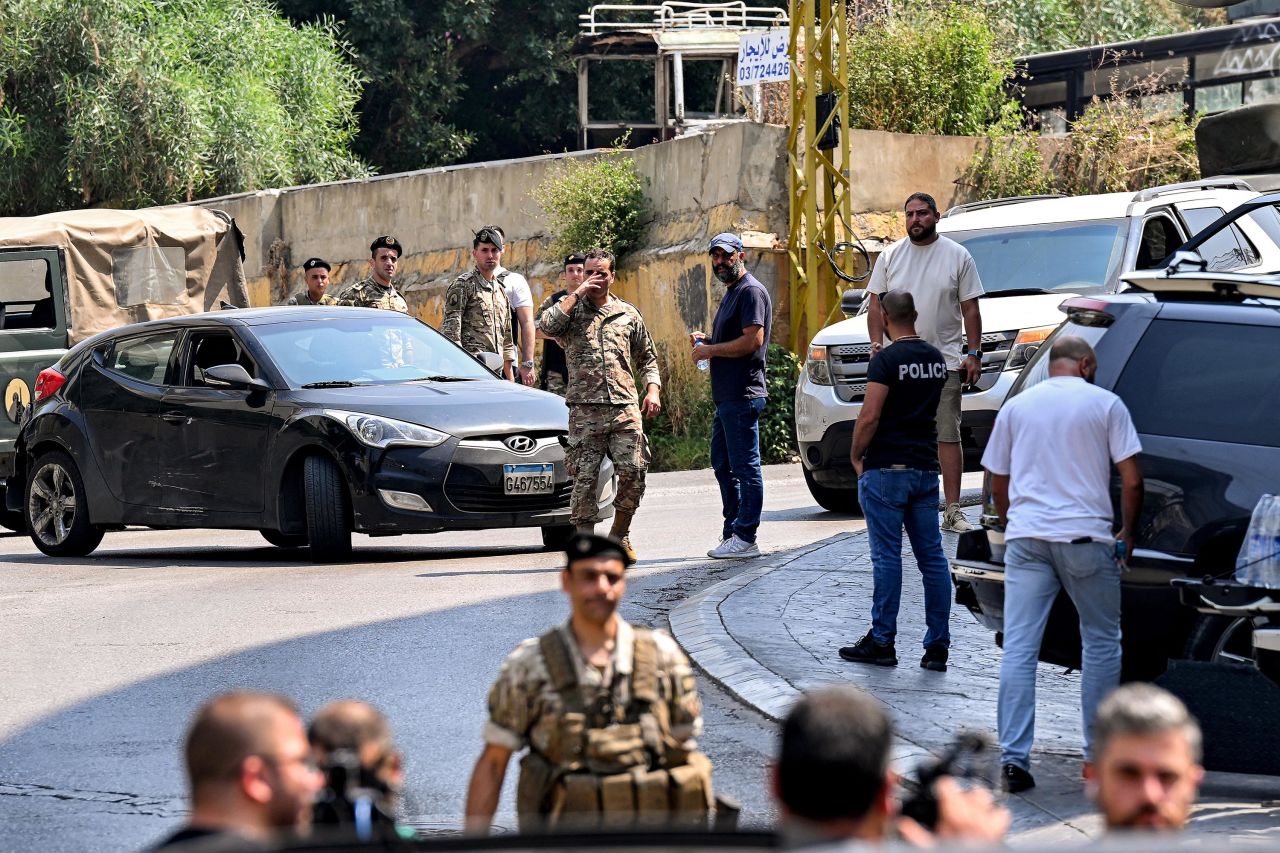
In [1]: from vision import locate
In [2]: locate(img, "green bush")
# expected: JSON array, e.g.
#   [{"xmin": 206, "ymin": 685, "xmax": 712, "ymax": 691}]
[
  {"xmin": 847, "ymin": 4, "xmax": 1011, "ymax": 136},
  {"xmin": 0, "ymin": 0, "xmax": 369, "ymax": 215},
  {"xmin": 975, "ymin": 0, "xmax": 1222, "ymax": 56},
  {"xmin": 760, "ymin": 344, "xmax": 800, "ymax": 465},
  {"xmin": 531, "ymin": 142, "xmax": 647, "ymax": 260}
]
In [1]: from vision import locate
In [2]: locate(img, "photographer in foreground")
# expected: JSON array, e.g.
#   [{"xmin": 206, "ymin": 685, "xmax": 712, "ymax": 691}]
[
  {"xmin": 773, "ymin": 686, "xmax": 1009, "ymax": 847},
  {"xmin": 308, "ymin": 699, "xmax": 416, "ymax": 842}
]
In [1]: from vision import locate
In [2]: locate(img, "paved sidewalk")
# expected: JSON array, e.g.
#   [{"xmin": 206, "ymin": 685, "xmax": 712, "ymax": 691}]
[{"xmin": 671, "ymin": 506, "xmax": 1280, "ymax": 843}]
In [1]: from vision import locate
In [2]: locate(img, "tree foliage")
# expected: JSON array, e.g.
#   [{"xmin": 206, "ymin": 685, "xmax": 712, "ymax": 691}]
[
  {"xmin": 974, "ymin": 0, "xmax": 1224, "ymax": 56},
  {"xmin": 0, "ymin": 0, "xmax": 368, "ymax": 215},
  {"xmin": 531, "ymin": 144, "xmax": 646, "ymax": 261}
]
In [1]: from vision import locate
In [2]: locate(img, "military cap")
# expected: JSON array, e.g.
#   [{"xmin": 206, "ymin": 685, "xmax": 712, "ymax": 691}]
[
  {"xmin": 564, "ymin": 252, "xmax": 586, "ymax": 267},
  {"xmin": 302, "ymin": 257, "xmax": 331, "ymax": 272},
  {"xmin": 370, "ymin": 235, "xmax": 403, "ymax": 258},
  {"xmin": 709, "ymin": 232, "xmax": 743, "ymax": 254},
  {"xmin": 565, "ymin": 533, "xmax": 634, "ymax": 568},
  {"xmin": 474, "ymin": 226, "xmax": 504, "ymax": 251}
]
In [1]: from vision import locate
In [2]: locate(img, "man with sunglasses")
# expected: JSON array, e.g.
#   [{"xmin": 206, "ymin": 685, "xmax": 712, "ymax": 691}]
[{"xmin": 465, "ymin": 533, "xmax": 711, "ymax": 834}]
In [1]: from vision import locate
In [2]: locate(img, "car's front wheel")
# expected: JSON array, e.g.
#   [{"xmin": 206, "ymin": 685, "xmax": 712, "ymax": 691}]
[
  {"xmin": 802, "ymin": 465, "xmax": 862, "ymax": 515},
  {"xmin": 26, "ymin": 450, "xmax": 104, "ymax": 557},
  {"xmin": 261, "ymin": 529, "xmax": 308, "ymax": 549},
  {"xmin": 541, "ymin": 524, "xmax": 576, "ymax": 550},
  {"xmin": 303, "ymin": 455, "xmax": 351, "ymax": 562}
]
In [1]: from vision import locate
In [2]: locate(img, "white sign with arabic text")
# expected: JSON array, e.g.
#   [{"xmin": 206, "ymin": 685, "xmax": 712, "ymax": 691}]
[{"xmin": 736, "ymin": 30, "xmax": 790, "ymax": 85}]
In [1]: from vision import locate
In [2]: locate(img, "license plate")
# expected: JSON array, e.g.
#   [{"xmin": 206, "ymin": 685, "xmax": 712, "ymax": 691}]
[{"xmin": 503, "ymin": 463, "xmax": 554, "ymax": 495}]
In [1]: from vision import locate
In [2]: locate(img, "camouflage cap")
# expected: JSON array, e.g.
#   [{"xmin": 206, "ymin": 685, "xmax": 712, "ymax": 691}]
[
  {"xmin": 565, "ymin": 533, "xmax": 633, "ymax": 568},
  {"xmin": 302, "ymin": 257, "xmax": 331, "ymax": 272},
  {"xmin": 370, "ymin": 235, "xmax": 403, "ymax": 258}
]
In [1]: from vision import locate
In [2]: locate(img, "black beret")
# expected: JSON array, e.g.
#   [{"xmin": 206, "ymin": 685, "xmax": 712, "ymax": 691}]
[
  {"xmin": 564, "ymin": 253, "xmax": 586, "ymax": 266},
  {"xmin": 565, "ymin": 533, "xmax": 633, "ymax": 568},
  {"xmin": 302, "ymin": 257, "xmax": 330, "ymax": 272},
  {"xmin": 370, "ymin": 235, "xmax": 403, "ymax": 257},
  {"xmin": 474, "ymin": 226, "xmax": 504, "ymax": 251}
]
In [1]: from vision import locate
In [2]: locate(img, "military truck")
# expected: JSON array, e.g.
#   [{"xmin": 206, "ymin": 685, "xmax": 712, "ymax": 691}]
[{"xmin": 0, "ymin": 206, "xmax": 249, "ymax": 527}]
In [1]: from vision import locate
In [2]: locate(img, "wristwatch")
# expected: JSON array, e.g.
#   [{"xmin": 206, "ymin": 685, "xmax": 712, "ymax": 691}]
[
  {"xmin": 521, "ymin": 359, "xmax": 535, "ymax": 369},
  {"xmin": 966, "ymin": 349, "xmax": 981, "ymax": 361}
]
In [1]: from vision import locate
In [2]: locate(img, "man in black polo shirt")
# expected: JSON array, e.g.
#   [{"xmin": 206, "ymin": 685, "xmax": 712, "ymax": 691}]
[
  {"xmin": 840, "ymin": 291, "xmax": 952, "ymax": 672},
  {"xmin": 534, "ymin": 253, "xmax": 584, "ymax": 396},
  {"xmin": 690, "ymin": 232, "xmax": 772, "ymax": 559}
]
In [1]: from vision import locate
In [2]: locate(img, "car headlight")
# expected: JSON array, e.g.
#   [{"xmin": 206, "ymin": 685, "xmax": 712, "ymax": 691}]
[
  {"xmin": 1006, "ymin": 325, "xmax": 1056, "ymax": 370},
  {"xmin": 805, "ymin": 345, "xmax": 833, "ymax": 385},
  {"xmin": 324, "ymin": 410, "xmax": 450, "ymax": 448}
]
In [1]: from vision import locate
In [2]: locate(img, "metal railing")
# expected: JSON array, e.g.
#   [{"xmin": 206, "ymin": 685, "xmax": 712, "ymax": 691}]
[{"xmin": 579, "ymin": 2, "xmax": 788, "ymax": 35}]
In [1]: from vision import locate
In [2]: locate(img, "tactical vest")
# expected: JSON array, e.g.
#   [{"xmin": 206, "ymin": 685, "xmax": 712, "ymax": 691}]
[{"xmin": 515, "ymin": 626, "xmax": 714, "ymax": 832}]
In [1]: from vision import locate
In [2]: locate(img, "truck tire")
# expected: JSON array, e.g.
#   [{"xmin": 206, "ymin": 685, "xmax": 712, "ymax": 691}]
[
  {"xmin": 803, "ymin": 465, "xmax": 862, "ymax": 515},
  {"xmin": 25, "ymin": 450, "xmax": 104, "ymax": 557},
  {"xmin": 304, "ymin": 455, "xmax": 351, "ymax": 562}
]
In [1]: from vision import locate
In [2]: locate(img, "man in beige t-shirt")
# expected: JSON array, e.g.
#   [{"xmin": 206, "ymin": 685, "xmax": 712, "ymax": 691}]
[{"xmin": 867, "ymin": 191, "xmax": 983, "ymax": 532}]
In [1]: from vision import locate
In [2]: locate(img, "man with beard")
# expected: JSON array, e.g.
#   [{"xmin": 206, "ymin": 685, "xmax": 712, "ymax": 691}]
[
  {"xmin": 982, "ymin": 336, "xmax": 1144, "ymax": 793},
  {"xmin": 1087, "ymin": 684, "xmax": 1203, "ymax": 833},
  {"xmin": 536, "ymin": 249, "xmax": 661, "ymax": 559},
  {"xmin": 338, "ymin": 236, "xmax": 410, "ymax": 313},
  {"xmin": 689, "ymin": 233, "xmax": 772, "ymax": 559},
  {"xmin": 152, "ymin": 691, "xmax": 324, "ymax": 850},
  {"xmin": 464, "ymin": 534, "xmax": 710, "ymax": 834},
  {"xmin": 441, "ymin": 227, "xmax": 517, "ymax": 380},
  {"xmin": 866, "ymin": 192, "xmax": 983, "ymax": 533}
]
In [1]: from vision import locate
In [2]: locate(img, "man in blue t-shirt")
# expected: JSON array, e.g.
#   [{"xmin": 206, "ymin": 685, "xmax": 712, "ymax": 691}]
[
  {"xmin": 839, "ymin": 291, "xmax": 952, "ymax": 672},
  {"xmin": 690, "ymin": 232, "xmax": 772, "ymax": 559}
]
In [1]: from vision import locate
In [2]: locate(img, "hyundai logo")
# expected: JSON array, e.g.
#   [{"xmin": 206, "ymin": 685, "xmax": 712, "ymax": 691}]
[{"xmin": 503, "ymin": 435, "xmax": 537, "ymax": 453}]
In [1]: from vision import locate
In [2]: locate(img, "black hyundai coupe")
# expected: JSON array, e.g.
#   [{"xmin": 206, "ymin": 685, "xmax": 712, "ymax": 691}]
[{"xmin": 9, "ymin": 307, "xmax": 614, "ymax": 561}]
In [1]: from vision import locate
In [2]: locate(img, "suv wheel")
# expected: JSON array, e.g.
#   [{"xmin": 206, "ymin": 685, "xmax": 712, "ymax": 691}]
[
  {"xmin": 303, "ymin": 455, "xmax": 352, "ymax": 562},
  {"xmin": 802, "ymin": 465, "xmax": 862, "ymax": 515},
  {"xmin": 26, "ymin": 450, "xmax": 104, "ymax": 557},
  {"xmin": 1185, "ymin": 614, "xmax": 1256, "ymax": 665}
]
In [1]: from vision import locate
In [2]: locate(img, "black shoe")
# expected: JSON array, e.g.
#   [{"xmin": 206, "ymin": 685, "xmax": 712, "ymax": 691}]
[
  {"xmin": 839, "ymin": 631, "xmax": 897, "ymax": 666},
  {"xmin": 920, "ymin": 646, "xmax": 948, "ymax": 672},
  {"xmin": 1002, "ymin": 763, "xmax": 1035, "ymax": 793}
]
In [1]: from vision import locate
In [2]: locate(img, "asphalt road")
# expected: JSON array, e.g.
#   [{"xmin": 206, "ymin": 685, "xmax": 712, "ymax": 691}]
[{"xmin": 0, "ymin": 463, "xmax": 859, "ymax": 851}]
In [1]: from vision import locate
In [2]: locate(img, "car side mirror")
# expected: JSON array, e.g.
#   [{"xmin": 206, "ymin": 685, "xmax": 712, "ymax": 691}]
[
  {"xmin": 204, "ymin": 363, "xmax": 269, "ymax": 391},
  {"xmin": 476, "ymin": 351, "xmax": 505, "ymax": 373},
  {"xmin": 840, "ymin": 289, "xmax": 865, "ymax": 317},
  {"xmin": 1164, "ymin": 250, "xmax": 1208, "ymax": 274}
]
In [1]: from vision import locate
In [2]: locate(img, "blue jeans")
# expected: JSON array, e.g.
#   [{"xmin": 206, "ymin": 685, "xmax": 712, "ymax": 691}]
[
  {"xmin": 710, "ymin": 398, "xmax": 766, "ymax": 543},
  {"xmin": 858, "ymin": 467, "xmax": 951, "ymax": 649},
  {"xmin": 998, "ymin": 538, "xmax": 1122, "ymax": 769}
]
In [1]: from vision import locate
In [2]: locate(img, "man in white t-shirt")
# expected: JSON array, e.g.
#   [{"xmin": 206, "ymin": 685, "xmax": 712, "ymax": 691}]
[
  {"xmin": 867, "ymin": 192, "xmax": 983, "ymax": 532},
  {"xmin": 487, "ymin": 225, "xmax": 536, "ymax": 385},
  {"xmin": 981, "ymin": 336, "xmax": 1144, "ymax": 795}
]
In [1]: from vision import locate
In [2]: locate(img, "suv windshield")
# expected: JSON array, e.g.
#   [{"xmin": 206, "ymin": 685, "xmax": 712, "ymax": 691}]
[
  {"xmin": 945, "ymin": 220, "xmax": 1127, "ymax": 296},
  {"xmin": 254, "ymin": 316, "xmax": 497, "ymax": 387}
]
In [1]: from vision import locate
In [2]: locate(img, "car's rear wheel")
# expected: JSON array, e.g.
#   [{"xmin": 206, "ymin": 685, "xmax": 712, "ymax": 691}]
[
  {"xmin": 802, "ymin": 465, "xmax": 862, "ymax": 515},
  {"xmin": 261, "ymin": 529, "xmax": 308, "ymax": 549},
  {"xmin": 1185, "ymin": 614, "xmax": 1256, "ymax": 665},
  {"xmin": 303, "ymin": 455, "xmax": 351, "ymax": 562},
  {"xmin": 541, "ymin": 524, "xmax": 576, "ymax": 550},
  {"xmin": 26, "ymin": 450, "xmax": 103, "ymax": 557}
]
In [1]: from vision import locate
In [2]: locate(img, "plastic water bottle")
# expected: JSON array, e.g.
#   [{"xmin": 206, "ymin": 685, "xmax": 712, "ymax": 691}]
[
  {"xmin": 695, "ymin": 344, "xmax": 709, "ymax": 371},
  {"xmin": 1236, "ymin": 494, "xmax": 1280, "ymax": 589}
]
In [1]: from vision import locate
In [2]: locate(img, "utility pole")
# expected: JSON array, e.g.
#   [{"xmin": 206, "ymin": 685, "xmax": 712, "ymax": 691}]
[{"xmin": 787, "ymin": 0, "xmax": 853, "ymax": 352}]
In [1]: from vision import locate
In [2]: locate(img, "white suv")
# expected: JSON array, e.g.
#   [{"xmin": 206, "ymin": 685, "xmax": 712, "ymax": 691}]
[{"xmin": 795, "ymin": 179, "xmax": 1280, "ymax": 513}]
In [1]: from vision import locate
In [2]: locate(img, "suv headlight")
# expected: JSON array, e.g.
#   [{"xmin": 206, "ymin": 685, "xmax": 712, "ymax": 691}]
[
  {"xmin": 805, "ymin": 345, "xmax": 833, "ymax": 385},
  {"xmin": 1006, "ymin": 325, "xmax": 1056, "ymax": 370},
  {"xmin": 324, "ymin": 410, "xmax": 450, "ymax": 448}
]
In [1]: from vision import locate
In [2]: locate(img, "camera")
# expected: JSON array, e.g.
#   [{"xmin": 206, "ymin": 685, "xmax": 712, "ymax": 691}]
[
  {"xmin": 312, "ymin": 749, "xmax": 398, "ymax": 840},
  {"xmin": 899, "ymin": 731, "xmax": 995, "ymax": 830}
]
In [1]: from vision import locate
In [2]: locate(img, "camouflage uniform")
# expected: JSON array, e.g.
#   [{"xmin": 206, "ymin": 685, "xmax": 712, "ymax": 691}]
[
  {"xmin": 483, "ymin": 620, "xmax": 708, "ymax": 830},
  {"xmin": 441, "ymin": 270, "xmax": 518, "ymax": 364},
  {"xmin": 536, "ymin": 294, "xmax": 660, "ymax": 531},
  {"xmin": 337, "ymin": 276, "xmax": 409, "ymax": 313},
  {"xmin": 535, "ymin": 292, "xmax": 569, "ymax": 397},
  {"xmin": 285, "ymin": 292, "xmax": 338, "ymax": 306}
]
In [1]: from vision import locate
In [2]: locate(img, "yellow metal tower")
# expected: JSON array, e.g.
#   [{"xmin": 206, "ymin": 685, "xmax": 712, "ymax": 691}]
[{"xmin": 787, "ymin": 0, "xmax": 854, "ymax": 353}]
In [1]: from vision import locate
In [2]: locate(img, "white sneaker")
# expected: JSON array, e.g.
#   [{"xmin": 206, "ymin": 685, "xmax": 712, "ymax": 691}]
[
  {"xmin": 708, "ymin": 534, "xmax": 761, "ymax": 559},
  {"xmin": 942, "ymin": 503, "xmax": 973, "ymax": 533}
]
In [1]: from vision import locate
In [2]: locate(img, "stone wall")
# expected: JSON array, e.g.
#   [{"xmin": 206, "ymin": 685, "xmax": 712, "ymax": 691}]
[{"xmin": 197, "ymin": 122, "xmax": 984, "ymax": 355}]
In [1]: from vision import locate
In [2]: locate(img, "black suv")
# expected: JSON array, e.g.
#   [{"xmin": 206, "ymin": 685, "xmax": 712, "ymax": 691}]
[{"xmin": 950, "ymin": 267, "xmax": 1280, "ymax": 680}]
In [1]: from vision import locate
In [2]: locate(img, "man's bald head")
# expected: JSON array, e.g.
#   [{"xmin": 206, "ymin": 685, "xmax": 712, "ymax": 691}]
[
  {"xmin": 880, "ymin": 291, "xmax": 917, "ymax": 326},
  {"xmin": 185, "ymin": 691, "xmax": 301, "ymax": 794},
  {"xmin": 1047, "ymin": 335, "xmax": 1099, "ymax": 381}
]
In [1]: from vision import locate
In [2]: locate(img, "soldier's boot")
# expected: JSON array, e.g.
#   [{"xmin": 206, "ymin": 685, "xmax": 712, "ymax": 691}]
[{"xmin": 608, "ymin": 512, "xmax": 637, "ymax": 562}]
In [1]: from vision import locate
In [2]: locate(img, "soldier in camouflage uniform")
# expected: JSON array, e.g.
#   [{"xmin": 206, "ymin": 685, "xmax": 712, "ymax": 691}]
[
  {"xmin": 464, "ymin": 534, "xmax": 710, "ymax": 835},
  {"xmin": 534, "ymin": 253, "xmax": 585, "ymax": 397},
  {"xmin": 285, "ymin": 257, "xmax": 338, "ymax": 306},
  {"xmin": 441, "ymin": 227, "xmax": 517, "ymax": 381},
  {"xmin": 536, "ymin": 249, "xmax": 661, "ymax": 561},
  {"xmin": 337, "ymin": 235, "xmax": 410, "ymax": 313}
]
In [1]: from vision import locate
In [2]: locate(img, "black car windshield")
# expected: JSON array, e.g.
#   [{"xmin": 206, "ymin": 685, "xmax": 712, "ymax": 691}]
[
  {"xmin": 252, "ymin": 316, "xmax": 497, "ymax": 387},
  {"xmin": 945, "ymin": 219, "xmax": 1127, "ymax": 295}
]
